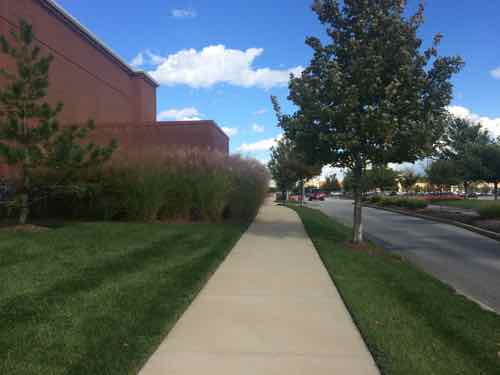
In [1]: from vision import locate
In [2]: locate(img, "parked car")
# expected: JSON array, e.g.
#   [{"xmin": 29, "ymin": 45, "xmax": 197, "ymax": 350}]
[
  {"xmin": 466, "ymin": 192, "xmax": 479, "ymax": 199},
  {"xmin": 308, "ymin": 191, "xmax": 328, "ymax": 201}
]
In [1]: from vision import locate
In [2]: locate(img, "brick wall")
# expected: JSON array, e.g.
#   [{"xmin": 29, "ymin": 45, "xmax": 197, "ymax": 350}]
[
  {"xmin": 0, "ymin": 0, "xmax": 157, "ymax": 125},
  {"xmin": 91, "ymin": 121, "xmax": 230, "ymax": 161}
]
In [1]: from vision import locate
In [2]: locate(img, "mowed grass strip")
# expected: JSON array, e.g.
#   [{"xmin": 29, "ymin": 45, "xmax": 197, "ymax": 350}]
[
  {"xmin": 288, "ymin": 205, "xmax": 500, "ymax": 375},
  {"xmin": 0, "ymin": 221, "xmax": 247, "ymax": 375}
]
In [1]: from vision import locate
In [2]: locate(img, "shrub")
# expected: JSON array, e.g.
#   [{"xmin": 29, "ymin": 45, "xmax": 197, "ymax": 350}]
[
  {"xmin": 369, "ymin": 196, "xmax": 428, "ymax": 210},
  {"xmin": 396, "ymin": 198, "xmax": 428, "ymax": 210},
  {"xmin": 368, "ymin": 195, "xmax": 384, "ymax": 204},
  {"xmin": 31, "ymin": 149, "xmax": 270, "ymax": 222},
  {"xmin": 478, "ymin": 204, "xmax": 500, "ymax": 219},
  {"xmin": 420, "ymin": 194, "xmax": 463, "ymax": 202}
]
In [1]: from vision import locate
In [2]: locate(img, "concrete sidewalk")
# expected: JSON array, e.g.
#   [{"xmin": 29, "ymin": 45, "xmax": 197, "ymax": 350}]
[{"xmin": 139, "ymin": 204, "xmax": 380, "ymax": 374}]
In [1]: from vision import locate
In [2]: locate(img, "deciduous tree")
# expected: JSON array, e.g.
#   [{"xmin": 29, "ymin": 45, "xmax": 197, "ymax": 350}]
[
  {"xmin": 321, "ymin": 173, "xmax": 342, "ymax": 192},
  {"xmin": 469, "ymin": 143, "xmax": 500, "ymax": 200},
  {"xmin": 398, "ymin": 169, "xmax": 420, "ymax": 193},
  {"xmin": 275, "ymin": 0, "xmax": 463, "ymax": 242},
  {"xmin": 425, "ymin": 159, "xmax": 462, "ymax": 192},
  {"xmin": 438, "ymin": 116, "xmax": 491, "ymax": 194},
  {"xmin": 365, "ymin": 165, "xmax": 399, "ymax": 193},
  {"xmin": 268, "ymin": 136, "xmax": 320, "ymax": 201}
]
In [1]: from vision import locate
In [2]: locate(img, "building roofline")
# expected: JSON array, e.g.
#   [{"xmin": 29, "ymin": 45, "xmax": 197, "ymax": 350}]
[
  {"xmin": 157, "ymin": 120, "xmax": 230, "ymax": 141},
  {"xmin": 38, "ymin": 0, "xmax": 159, "ymax": 87},
  {"xmin": 92, "ymin": 120, "xmax": 230, "ymax": 141}
]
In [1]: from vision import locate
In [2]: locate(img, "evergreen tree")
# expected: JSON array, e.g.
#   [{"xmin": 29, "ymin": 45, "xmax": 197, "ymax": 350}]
[{"xmin": 0, "ymin": 20, "xmax": 116, "ymax": 224}]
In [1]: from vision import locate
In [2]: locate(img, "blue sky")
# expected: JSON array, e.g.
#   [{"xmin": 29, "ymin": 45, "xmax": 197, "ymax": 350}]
[{"xmin": 56, "ymin": 0, "xmax": 500, "ymax": 170}]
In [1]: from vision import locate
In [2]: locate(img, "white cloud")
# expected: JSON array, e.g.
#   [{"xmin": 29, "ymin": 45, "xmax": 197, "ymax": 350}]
[
  {"xmin": 490, "ymin": 66, "xmax": 500, "ymax": 80},
  {"xmin": 258, "ymin": 157, "xmax": 270, "ymax": 165},
  {"xmin": 221, "ymin": 127, "xmax": 238, "ymax": 137},
  {"xmin": 319, "ymin": 165, "xmax": 347, "ymax": 181},
  {"xmin": 252, "ymin": 123, "xmax": 265, "ymax": 133},
  {"xmin": 447, "ymin": 105, "xmax": 500, "ymax": 138},
  {"xmin": 171, "ymin": 8, "xmax": 197, "ymax": 18},
  {"xmin": 146, "ymin": 50, "xmax": 167, "ymax": 65},
  {"xmin": 130, "ymin": 50, "xmax": 166, "ymax": 68},
  {"xmin": 130, "ymin": 52, "xmax": 144, "ymax": 68},
  {"xmin": 157, "ymin": 107, "xmax": 201, "ymax": 121},
  {"xmin": 237, "ymin": 134, "xmax": 282, "ymax": 152},
  {"xmin": 253, "ymin": 108, "xmax": 267, "ymax": 115},
  {"xmin": 146, "ymin": 45, "xmax": 304, "ymax": 89}
]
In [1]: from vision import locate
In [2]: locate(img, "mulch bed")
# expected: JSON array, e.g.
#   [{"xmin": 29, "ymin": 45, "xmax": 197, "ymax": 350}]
[
  {"xmin": 369, "ymin": 203, "xmax": 500, "ymax": 236},
  {"xmin": 417, "ymin": 208, "xmax": 500, "ymax": 235}
]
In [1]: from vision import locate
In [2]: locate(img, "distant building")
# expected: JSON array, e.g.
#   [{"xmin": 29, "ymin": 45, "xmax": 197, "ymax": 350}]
[{"xmin": 0, "ymin": 0, "xmax": 228, "ymax": 176}]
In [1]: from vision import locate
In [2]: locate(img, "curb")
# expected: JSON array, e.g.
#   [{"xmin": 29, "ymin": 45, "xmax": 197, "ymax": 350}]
[{"xmin": 365, "ymin": 204, "xmax": 500, "ymax": 243}]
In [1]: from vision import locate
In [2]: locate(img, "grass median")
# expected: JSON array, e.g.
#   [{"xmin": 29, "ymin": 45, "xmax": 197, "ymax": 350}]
[
  {"xmin": 288, "ymin": 204, "xmax": 500, "ymax": 375},
  {"xmin": 0, "ymin": 221, "xmax": 247, "ymax": 375}
]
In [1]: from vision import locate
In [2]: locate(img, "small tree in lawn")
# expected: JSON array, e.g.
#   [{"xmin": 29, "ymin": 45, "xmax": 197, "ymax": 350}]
[
  {"xmin": 0, "ymin": 20, "xmax": 116, "ymax": 224},
  {"xmin": 275, "ymin": 0, "xmax": 463, "ymax": 243}
]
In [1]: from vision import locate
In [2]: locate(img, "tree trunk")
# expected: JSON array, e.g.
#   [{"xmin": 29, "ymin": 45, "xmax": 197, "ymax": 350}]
[
  {"xmin": 464, "ymin": 181, "xmax": 468, "ymax": 198},
  {"xmin": 495, "ymin": 182, "xmax": 498, "ymax": 201},
  {"xmin": 352, "ymin": 162, "xmax": 364, "ymax": 244},
  {"xmin": 300, "ymin": 179, "xmax": 305, "ymax": 207},
  {"xmin": 19, "ymin": 193, "xmax": 29, "ymax": 225},
  {"xmin": 19, "ymin": 166, "xmax": 30, "ymax": 225},
  {"xmin": 353, "ymin": 189, "xmax": 363, "ymax": 243}
]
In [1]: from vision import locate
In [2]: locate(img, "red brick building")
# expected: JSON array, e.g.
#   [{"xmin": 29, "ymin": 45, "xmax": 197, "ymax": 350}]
[{"xmin": 0, "ymin": 0, "xmax": 228, "ymax": 175}]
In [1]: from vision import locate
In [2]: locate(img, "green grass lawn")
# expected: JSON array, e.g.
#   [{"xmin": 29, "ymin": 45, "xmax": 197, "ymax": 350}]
[
  {"xmin": 288, "ymin": 205, "xmax": 500, "ymax": 375},
  {"xmin": 0, "ymin": 221, "xmax": 247, "ymax": 375},
  {"xmin": 433, "ymin": 199, "xmax": 500, "ymax": 211}
]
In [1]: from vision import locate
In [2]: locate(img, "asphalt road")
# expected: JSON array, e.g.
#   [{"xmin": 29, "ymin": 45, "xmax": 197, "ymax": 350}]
[{"xmin": 311, "ymin": 198, "xmax": 500, "ymax": 313}]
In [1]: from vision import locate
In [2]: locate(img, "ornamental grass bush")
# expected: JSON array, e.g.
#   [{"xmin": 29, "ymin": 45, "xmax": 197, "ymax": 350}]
[
  {"xmin": 31, "ymin": 148, "xmax": 270, "ymax": 222},
  {"xmin": 368, "ymin": 196, "xmax": 428, "ymax": 210},
  {"xmin": 477, "ymin": 204, "xmax": 500, "ymax": 220}
]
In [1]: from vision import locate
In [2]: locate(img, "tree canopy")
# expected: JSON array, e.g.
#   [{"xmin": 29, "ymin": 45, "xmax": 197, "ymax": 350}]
[
  {"xmin": 468, "ymin": 143, "xmax": 500, "ymax": 199},
  {"xmin": 425, "ymin": 159, "xmax": 462, "ymax": 190},
  {"xmin": 437, "ymin": 116, "xmax": 491, "ymax": 191},
  {"xmin": 366, "ymin": 165, "xmax": 399, "ymax": 192}
]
